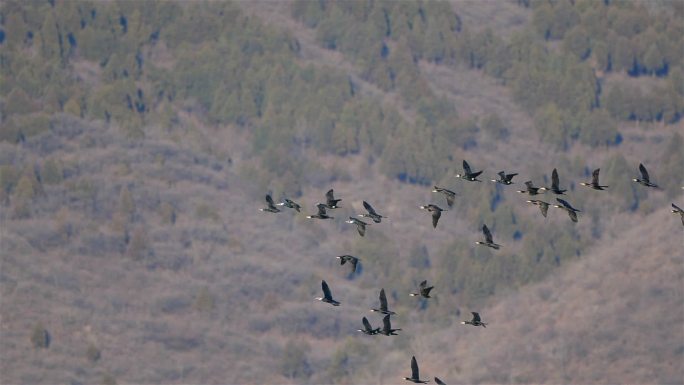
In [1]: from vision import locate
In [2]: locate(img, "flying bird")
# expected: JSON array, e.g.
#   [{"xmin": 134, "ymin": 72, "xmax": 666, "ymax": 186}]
[
  {"xmin": 358, "ymin": 316, "xmax": 380, "ymax": 335},
  {"xmin": 553, "ymin": 198, "xmax": 580, "ymax": 223},
  {"xmin": 540, "ymin": 168, "xmax": 566, "ymax": 194},
  {"xmin": 455, "ymin": 160, "xmax": 483, "ymax": 182},
  {"xmin": 306, "ymin": 203, "xmax": 334, "ymax": 219},
  {"xmin": 672, "ymin": 203, "xmax": 684, "ymax": 226},
  {"xmin": 371, "ymin": 288, "xmax": 396, "ymax": 315},
  {"xmin": 432, "ymin": 186, "xmax": 457, "ymax": 207},
  {"xmin": 346, "ymin": 217, "xmax": 370, "ymax": 237},
  {"xmin": 580, "ymin": 168, "xmax": 608, "ymax": 190},
  {"xmin": 259, "ymin": 194, "xmax": 281, "ymax": 213},
  {"xmin": 359, "ymin": 200, "xmax": 387, "ymax": 223},
  {"xmin": 403, "ymin": 356, "xmax": 429, "ymax": 383},
  {"xmin": 475, "ymin": 224, "xmax": 500, "ymax": 250},
  {"xmin": 517, "ymin": 181, "xmax": 544, "ymax": 196},
  {"xmin": 526, "ymin": 199, "xmax": 550, "ymax": 217},
  {"xmin": 632, "ymin": 163, "xmax": 658, "ymax": 188},
  {"xmin": 461, "ymin": 312, "xmax": 487, "ymax": 328},
  {"xmin": 315, "ymin": 280, "xmax": 340, "ymax": 306},
  {"xmin": 325, "ymin": 189, "xmax": 342, "ymax": 209},
  {"xmin": 277, "ymin": 198, "xmax": 302, "ymax": 212},
  {"xmin": 420, "ymin": 204, "xmax": 446, "ymax": 228},
  {"xmin": 336, "ymin": 255, "xmax": 359, "ymax": 273},
  {"xmin": 410, "ymin": 280, "xmax": 434, "ymax": 298},
  {"xmin": 491, "ymin": 171, "xmax": 517, "ymax": 185}
]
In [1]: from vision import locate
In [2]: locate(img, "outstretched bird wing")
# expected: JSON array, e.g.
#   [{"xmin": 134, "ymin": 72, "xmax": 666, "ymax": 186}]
[
  {"xmin": 379, "ymin": 288, "xmax": 389, "ymax": 311},
  {"xmin": 411, "ymin": 356, "xmax": 420, "ymax": 380},
  {"xmin": 445, "ymin": 192, "xmax": 455, "ymax": 208},
  {"xmin": 539, "ymin": 201, "xmax": 549, "ymax": 217},
  {"xmin": 316, "ymin": 203, "xmax": 328, "ymax": 216},
  {"xmin": 382, "ymin": 314, "xmax": 391, "ymax": 332},
  {"xmin": 639, "ymin": 163, "xmax": 650, "ymax": 183},
  {"xmin": 350, "ymin": 257, "xmax": 358, "ymax": 273},
  {"xmin": 363, "ymin": 201, "xmax": 377, "ymax": 215},
  {"xmin": 551, "ymin": 168, "xmax": 560, "ymax": 190},
  {"xmin": 506, "ymin": 173, "xmax": 518, "ymax": 181},
  {"xmin": 326, "ymin": 189, "xmax": 335, "ymax": 203},
  {"xmin": 266, "ymin": 194, "xmax": 275, "ymax": 206},
  {"xmin": 472, "ymin": 312, "xmax": 481, "ymax": 323},
  {"xmin": 482, "ymin": 224, "xmax": 494, "ymax": 244},
  {"xmin": 322, "ymin": 280, "xmax": 333, "ymax": 301},
  {"xmin": 568, "ymin": 210, "xmax": 578, "ymax": 223},
  {"xmin": 424, "ymin": 286, "xmax": 434, "ymax": 296},
  {"xmin": 419, "ymin": 280, "xmax": 427, "ymax": 289},
  {"xmin": 556, "ymin": 198, "xmax": 576, "ymax": 211},
  {"xmin": 498, "ymin": 171, "xmax": 506, "ymax": 181},
  {"xmin": 432, "ymin": 210, "xmax": 442, "ymax": 228},
  {"xmin": 462, "ymin": 160, "xmax": 472, "ymax": 175},
  {"xmin": 435, "ymin": 377, "xmax": 447, "ymax": 385},
  {"xmin": 592, "ymin": 168, "xmax": 600, "ymax": 185},
  {"xmin": 470, "ymin": 170, "xmax": 483, "ymax": 179},
  {"xmin": 357, "ymin": 222, "xmax": 366, "ymax": 237},
  {"xmin": 362, "ymin": 317, "xmax": 373, "ymax": 332}
]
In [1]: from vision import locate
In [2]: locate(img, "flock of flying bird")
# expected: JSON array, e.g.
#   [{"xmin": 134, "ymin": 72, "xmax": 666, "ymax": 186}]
[{"xmin": 260, "ymin": 160, "xmax": 683, "ymax": 383}]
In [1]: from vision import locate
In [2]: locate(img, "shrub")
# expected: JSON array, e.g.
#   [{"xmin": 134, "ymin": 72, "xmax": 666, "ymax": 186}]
[
  {"xmin": 86, "ymin": 343, "xmax": 101, "ymax": 363},
  {"xmin": 30, "ymin": 323, "xmax": 50, "ymax": 349}
]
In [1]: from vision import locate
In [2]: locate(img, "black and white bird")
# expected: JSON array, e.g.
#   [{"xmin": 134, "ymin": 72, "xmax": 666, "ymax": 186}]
[
  {"xmin": 432, "ymin": 186, "xmax": 457, "ymax": 207},
  {"xmin": 260, "ymin": 194, "xmax": 280, "ymax": 213},
  {"xmin": 672, "ymin": 203, "xmax": 684, "ymax": 226},
  {"xmin": 325, "ymin": 189, "xmax": 342, "ymax": 209},
  {"xmin": 359, "ymin": 201, "xmax": 386, "ymax": 223},
  {"xmin": 403, "ymin": 356, "xmax": 429, "ymax": 383},
  {"xmin": 491, "ymin": 171, "xmax": 517, "ymax": 185},
  {"xmin": 410, "ymin": 280, "xmax": 434, "ymax": 298},
  {"xmin": 455, "ymin": 160, "xmax": 483, "ymax": 182},
  {"xmin": 475, "ymin": 224, "xmax": 500, "ymax": 250},
  {"xmin": 306, "ymin": 203, "xmax": 334, "ymax": 219},
  {"xmin": 380, "ymin": 314, "xmax": 401, "ymax": 336},
  {"xmin": 517, "ymin": 181, "xmax": 544, "ymax": 196},
  {"xmin": 553, "ymin": 198, "xmax": 580, "ymax": 223},
  {"xmin": 336, "ymin": 255, "xmax": 359, "ymax": 273},
  {"xmin": 371, "ymin": 288, "xmax": 396, "ymax": 315},
  {"xmin": 346, "ymin": 217, "xmax": 370, "ymax": 237},
  {"xmin": 526, "ymin": 199, "xmax": 550, "ymax": 217},
  {"xmin": 461, "ymin": 312, "xmax": 487, "ymax": 328},
  {"xmin": 540, "ymin": 168, "xmax": 566, "ymax": 195},
  {"xmin": 277, "ymin": 198, "xmax": 302, "ymax": 212},
  {"xmin": 315, "ymin": 280, "xmax": 340, "ymax": 306},
  {"xmin": 580, "ymin": 168, "xmax": 608, "ymax": 190},
  {"xmin": 357, "ymin": 316, "xmax": 380, "ymax": 335},
  {"xmin": 632, "ymin": 163, "xmax": 659, "ymax": 188},
  {"xmin": 420, "ymin": 204, "xmax": 446, "ymax": 228}
]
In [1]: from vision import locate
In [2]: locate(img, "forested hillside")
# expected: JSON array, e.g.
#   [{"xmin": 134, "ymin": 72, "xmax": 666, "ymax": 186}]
[{"xmin": 1, "ymin": 1, "xmax": 682, "ymax": 384}]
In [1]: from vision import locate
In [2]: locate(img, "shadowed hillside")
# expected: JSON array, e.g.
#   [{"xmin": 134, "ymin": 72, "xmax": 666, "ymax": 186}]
[{"xmin": 1, "ymin": 1, "xmax": 683, "ymax": 384}]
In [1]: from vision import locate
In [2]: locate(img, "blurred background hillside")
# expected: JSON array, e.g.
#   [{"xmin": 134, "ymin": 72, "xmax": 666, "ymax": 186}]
[{"xmin": 0, "ymin": 1, "xmax": 682, "ymax": 384}]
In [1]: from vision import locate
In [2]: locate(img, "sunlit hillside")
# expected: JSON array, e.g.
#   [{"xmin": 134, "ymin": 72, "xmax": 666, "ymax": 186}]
[{"xmin": 1, "ymin": 1, "xmax": 682, "ymax": 384}]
